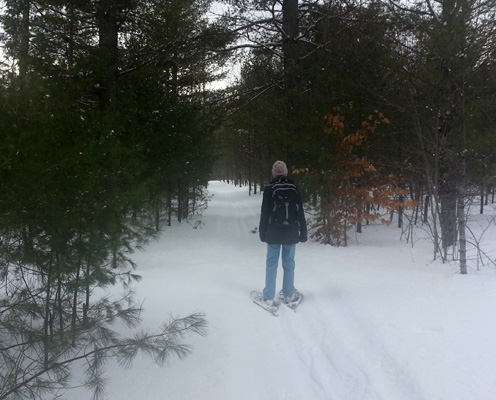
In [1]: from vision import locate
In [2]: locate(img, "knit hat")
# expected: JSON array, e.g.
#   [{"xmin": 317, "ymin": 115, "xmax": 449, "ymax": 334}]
[{"xmin": 272, "ymin": 160, "xmax": 288, "ymax": 177}]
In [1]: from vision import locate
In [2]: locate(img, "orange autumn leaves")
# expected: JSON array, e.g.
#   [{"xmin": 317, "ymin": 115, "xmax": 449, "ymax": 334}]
[{"xmin": 295, "ymin": 107, "xmax": 417, "ymax": 245}]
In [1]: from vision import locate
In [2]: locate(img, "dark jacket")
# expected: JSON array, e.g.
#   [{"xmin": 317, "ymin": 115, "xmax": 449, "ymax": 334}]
[{"xmin": 259, "ymin": 176, "xmax": 307, "ymax": 245}]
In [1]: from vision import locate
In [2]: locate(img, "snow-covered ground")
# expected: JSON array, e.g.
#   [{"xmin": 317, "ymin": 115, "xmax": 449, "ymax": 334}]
[{"xmin": 71, "ymin": 180, "xmax": 496, "ymax": 400}]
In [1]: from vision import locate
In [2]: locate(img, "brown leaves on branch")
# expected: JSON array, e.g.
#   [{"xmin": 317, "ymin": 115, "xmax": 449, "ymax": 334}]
[{"xmin": 298, "ymin": 106, "xmax": 417, "ymax": 245}]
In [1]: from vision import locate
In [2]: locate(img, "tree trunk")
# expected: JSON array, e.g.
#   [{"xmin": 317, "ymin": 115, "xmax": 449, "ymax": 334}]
[
  {"xmin": 480, "ymin": 187, "xmax": 484, "ymax": 214},
  {"xmin": 43, "ymin": 249, "xmax": 55, "ymax": 367},
  {"xmin": 423, "ymin": 195, "xmax": 429, "ymax": 223},
  {"xmin": 18, "ymin": 0, "xmax": 30, "ymax": 80},
  {"xmin": 97, "ymin": 0, "xmax": 118, "ymax": 109},
  {"xmin": 282, "ymin": 0, "xmax": 300, "ymax": 162},
  {"xmin": 282, "ymin": 0, "xmax": 299, "ymax": 92},
  {"xmin": 167, "ymin": 180, "xmax": 173, "ymax": 226},
  {"xmin": 439, "ymin": 189, "xmax": 457, "ymax": 253},
  {"xmin": 155, "ymin": 200, "xmax": 160, "ymax": 232},
  {"xmin": 71, "ymin": 261, "xmax": 81, "ymax": 347},
  {"xmin": 398, "ymin": 193, "xmax": 404, "ymax": 228},
  {"xmin": 457, "ymin": 191, "xmax": 467, "ymax": 274}
]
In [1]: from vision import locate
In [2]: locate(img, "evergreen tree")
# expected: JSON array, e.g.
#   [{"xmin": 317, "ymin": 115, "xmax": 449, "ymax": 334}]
[
  {"xmin": 218, "ymin": 0, "xmax": 496, "ymax": 270},
  {"xmin": 385, "ymin": 0, "xmax": 496, "ymax": 266},
  {"xmin": 0, "ymin": 0, "xmax": 233, "ymax": 397}
]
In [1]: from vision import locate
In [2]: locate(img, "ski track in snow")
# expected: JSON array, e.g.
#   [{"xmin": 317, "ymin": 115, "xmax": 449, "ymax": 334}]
[
  {"xmin": 170, "ymin": 181, "xmax": 421, "ymax": 400},
  {"xmin": 277, "ymin": 289, "xmax": 423, "ymax": 400},
  {"xmin": 65, "ymin": 180, "xmax": 496, "ymax": 400}
]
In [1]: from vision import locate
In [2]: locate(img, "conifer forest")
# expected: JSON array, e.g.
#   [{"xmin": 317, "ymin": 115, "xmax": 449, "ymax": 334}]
[{"xmin": 0, "ymin": 0, "xmax": 495, "ymax": 398}]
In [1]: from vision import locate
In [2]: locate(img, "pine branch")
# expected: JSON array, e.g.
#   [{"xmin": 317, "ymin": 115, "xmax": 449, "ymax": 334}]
[{"xmin": 0, "ymin": 313, "xmax": 207, "ymax": 400}]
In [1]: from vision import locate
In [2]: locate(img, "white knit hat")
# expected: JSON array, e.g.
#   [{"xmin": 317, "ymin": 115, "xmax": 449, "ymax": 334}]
[{"xmin": 272, "ymin": 160, "xmax": 288, "ymax": 177}]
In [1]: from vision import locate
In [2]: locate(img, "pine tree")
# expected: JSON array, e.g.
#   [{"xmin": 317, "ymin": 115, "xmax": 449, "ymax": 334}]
[{"xmin": 0, "ymin": 0, "xmax": 233, "ymax": 397}]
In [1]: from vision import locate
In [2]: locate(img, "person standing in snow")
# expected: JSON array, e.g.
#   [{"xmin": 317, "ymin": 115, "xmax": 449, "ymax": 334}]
[{"xmin": 258, "ymin": 160, "xmax": 307, "ymax": 307}]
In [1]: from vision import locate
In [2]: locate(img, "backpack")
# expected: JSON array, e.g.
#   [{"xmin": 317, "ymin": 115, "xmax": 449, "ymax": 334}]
[{"xmin": 270, "ymin": 177, "xmax": 299, "ymax": 227}]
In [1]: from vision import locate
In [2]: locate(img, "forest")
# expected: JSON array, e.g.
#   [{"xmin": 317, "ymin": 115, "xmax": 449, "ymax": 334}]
[{"xmin": 0, "ymin": 0, "xmax": 495, "ymax": 398}]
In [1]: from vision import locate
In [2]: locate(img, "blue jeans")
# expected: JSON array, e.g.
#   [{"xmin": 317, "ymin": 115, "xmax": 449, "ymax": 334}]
[{"xmin": 263, "ymin": 244, "xmax": 296, "ymax": 301}]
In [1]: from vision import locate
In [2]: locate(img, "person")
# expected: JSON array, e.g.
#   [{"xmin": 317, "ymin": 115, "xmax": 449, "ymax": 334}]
[{"xmin": 258, "ymin": 160, "xmax": 307, "ymax": 307}]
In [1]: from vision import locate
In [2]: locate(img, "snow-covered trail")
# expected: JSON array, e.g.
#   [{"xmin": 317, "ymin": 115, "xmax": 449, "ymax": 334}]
[{"xmin": 69, "ymin": 181, "xmax": 496, "ymax": 400}]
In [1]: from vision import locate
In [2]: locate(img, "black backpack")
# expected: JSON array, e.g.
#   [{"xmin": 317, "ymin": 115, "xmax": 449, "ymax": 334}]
[{"xmin": 270, "ymin": 177, "xmax": 299, "ymax": 227}]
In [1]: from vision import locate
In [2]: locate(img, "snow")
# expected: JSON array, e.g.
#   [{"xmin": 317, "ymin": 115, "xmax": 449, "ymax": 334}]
[{"xmin": 69, "ymin": 180, "xmax": 496, "ymax": 400}]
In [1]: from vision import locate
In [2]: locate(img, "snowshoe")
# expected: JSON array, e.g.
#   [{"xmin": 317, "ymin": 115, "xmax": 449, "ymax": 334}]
[
  {"xmin": 250, "ymin": 291, "xmax": 279, "ymax": 316},
  {"xmin": 278, "ymin": 289, "xmax": 303, "ymax": 311}
]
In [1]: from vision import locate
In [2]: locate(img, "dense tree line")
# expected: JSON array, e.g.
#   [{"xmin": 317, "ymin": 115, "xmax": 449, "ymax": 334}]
[
  {"xmin": 216, "ymin": 0, "xmax": 496, "ymax": 268},
  {"xmin": 1, "ymin": 0, "xmax": 495, "ymax": 397},
  {"xmin": 0, "ymin": 0, "xmax": 232, "ymax": 398}
]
